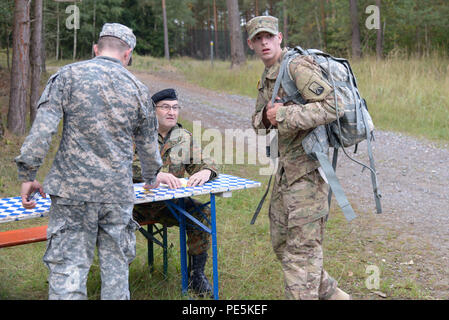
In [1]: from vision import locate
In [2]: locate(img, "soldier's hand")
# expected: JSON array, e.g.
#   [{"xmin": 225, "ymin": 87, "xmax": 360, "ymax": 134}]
[
  {"xmin": 20, "ymin": 180, "xmax": 45, "ymax": 209},
  {"xmin": 144, "ymin": 180, "xmax": 160, "ymax": 190},
  {"xmin": 157, "ymin": 172, "xmax": 182, "ymax": 189},
  {"xmin": 187, "ymin": 169, "xmax": 211, "ymax": 187},
  {"xmin": 266, "ymin": 97, "xmax": 283, "ymax": 126}
]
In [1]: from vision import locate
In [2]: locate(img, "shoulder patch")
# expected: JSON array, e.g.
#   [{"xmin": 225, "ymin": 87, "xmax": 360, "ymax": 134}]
[{"xmin": 308, "ymin": 81, "xmax": 325, "ymax": 96}]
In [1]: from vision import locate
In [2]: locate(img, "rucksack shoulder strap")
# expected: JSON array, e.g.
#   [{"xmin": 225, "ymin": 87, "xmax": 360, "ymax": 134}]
[
  {"xmin": 270, "ymin": 50, "xmax": 294, "ymax": 104},
  {"xmin": 271, "ymin": 47, "xmax": 307, "ymax": 105},
  {"xmin": 292, "ymin": 45, "xmax": 308, "ymax": 55}
]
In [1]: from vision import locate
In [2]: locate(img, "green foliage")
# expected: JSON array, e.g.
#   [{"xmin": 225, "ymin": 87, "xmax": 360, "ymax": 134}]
[
  {"xmin": 0, "ymin": 0, "xmax": 13, "ymax": 55},
  {"xmin": 44, "ymin": 0, "xmax": 125, "ymax": 59},
  {"xmin": 283, "ymin": 0, "xmax": 449, "ymax": 57},
  {"xmin": 2, "ymin": 0, "xmax": 449, "ymax": 60}
]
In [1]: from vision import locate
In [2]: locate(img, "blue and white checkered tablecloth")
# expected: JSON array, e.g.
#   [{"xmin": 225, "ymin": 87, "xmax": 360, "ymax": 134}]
[{"xmin": 0, "ymin": 174, "xmax": 261, "ymax": 224}]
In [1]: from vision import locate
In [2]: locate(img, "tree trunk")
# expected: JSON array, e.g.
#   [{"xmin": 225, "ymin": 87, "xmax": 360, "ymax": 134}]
[
  {"xmin": 41, "ymin": 4, "xmax": 46, "ymax": 74},
  {"xmin": 7, "ymin": 0, "xmax": 31, "ymax": 136},
  {"xmin": 92, "ymin": 0, "xmax": 96, "ymax": 58},
  {"xmin": 268, "ymin": 0, "xmax": 275, "ymax": 15},
  {"xmin": 315, "ymin": 7, "xmax": 322, "ymax": 48},
  {"xmin": 320, "ymin": 0, "xmax": 327, "ymax": 50},
  {"xmin": 349, "ymin": 0, "xmax": 361, "ymax": 59},
  {"xmin": 6, "ymin": 31, "xmax": 11, "ymax": 71},
  {"xmin": 73, "ymin": 11, "xmax": 77, "ymax": 60},
  {"xmin": 0, "ymin": 113, "xmax": 4, "ymax": 139},
  {"xmin": 226, "ymin": 0, "xmax": 246, "ymax": 68},
  {"xmin": 30, "ymin": 0, "xmax": 43, "ymax": 125},
  {"xmin": 162, "ymin": 0, "xmax": 170, "ymax": 60},
  {"xmin": 208, "ymin": 3, "xmax": 212, "ymax": 59},
  {"xmin": 223, "ymin": 12, "xmax": 229, "ymax": 60},
  {"xmin": 56, "ymin": 2, "xmax": 59, "ymax": 60},
  {"xmin": 283, "ymin": 0, "xmax": 288, "ymax": 47},
  {"xmin": 213, "ymin": 0, "xmax": 219, "ymax": 59},
  {"xmin": 375, "ymin": 0, "xmax": 383, "ymax": 60}
]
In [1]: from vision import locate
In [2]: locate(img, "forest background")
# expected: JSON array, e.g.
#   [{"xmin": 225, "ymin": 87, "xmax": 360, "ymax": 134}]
[
  {"xmin": 2, "ymin": 0, "xmax": 449, "ymax": 137},
  {"xmin": 1, "ymin": 0, "xmax": 448, "ymax": 65}
]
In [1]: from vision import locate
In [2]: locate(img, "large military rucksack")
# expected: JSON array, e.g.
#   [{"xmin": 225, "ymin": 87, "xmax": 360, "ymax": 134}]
[{"xmin": 252, "ymin": 46, "xmax": 382, "ymax": 224}]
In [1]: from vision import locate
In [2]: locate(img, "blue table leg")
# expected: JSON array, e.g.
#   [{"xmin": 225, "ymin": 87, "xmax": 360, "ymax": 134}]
[
  {"xmin": 167, "ymin": 196, "xmax": 219, "ymax": 299},
  {"xmin": 210, "ymin": 194, "xmax": 219, "ymax": 300},
  {"xmin": 178, "ymin": 198, "xmax": 188, "ymax": 296}
]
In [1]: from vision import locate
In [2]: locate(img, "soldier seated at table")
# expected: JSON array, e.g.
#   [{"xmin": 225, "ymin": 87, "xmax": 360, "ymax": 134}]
[{"xmin": 132, "ymin": 88, "xmax": 219, "ymax": 297}]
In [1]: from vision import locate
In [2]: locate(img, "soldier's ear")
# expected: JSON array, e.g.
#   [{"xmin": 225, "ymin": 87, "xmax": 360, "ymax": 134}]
[
  {"xmin": 93, "ymin": 44, "xmax": 100, "ymax": 57},
  {"xmin": 247, "ymin": 38, "xmax": 254, "ymax": 50},
  {"xmin": 278, "ymin": 32, "xmax": 283, "ymax": 45},
  {"xmin": 124, "ymin": 48, "xmax": 133, "ymax": 66}
]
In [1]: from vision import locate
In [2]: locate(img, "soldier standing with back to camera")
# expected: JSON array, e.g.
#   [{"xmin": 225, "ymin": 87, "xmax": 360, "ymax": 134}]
[
  {"xmin": 15, "ymin": 23, "xmax": 162, "ymax": 300},
  {"xmin": 246, "ymin": 16, "xmax": 350, "ymax": 300}
]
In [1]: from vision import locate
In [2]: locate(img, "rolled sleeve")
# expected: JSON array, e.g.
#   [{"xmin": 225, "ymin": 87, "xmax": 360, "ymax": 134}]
[{"xmin": 277, "ymin": 98, "xmax": 343, "ymax": 133}]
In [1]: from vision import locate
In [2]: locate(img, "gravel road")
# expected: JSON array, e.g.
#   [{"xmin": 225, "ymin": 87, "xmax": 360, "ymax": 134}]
[{"xmin": 135, "ymin": 70, "xmax": 449, "ymax": 298}]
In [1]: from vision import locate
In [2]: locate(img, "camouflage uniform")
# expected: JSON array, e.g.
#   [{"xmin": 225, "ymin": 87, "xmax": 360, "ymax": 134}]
[
  {"xmin": 15, "ymin": 23, "xmax": 162, "ymax": 300},
  {"xmin": 248, "ymin": 16, "xmax": 344, "ymax": 300},
  {"xmin": 133, "ymin": 123, "xmax": 219, "ymax": 256}
]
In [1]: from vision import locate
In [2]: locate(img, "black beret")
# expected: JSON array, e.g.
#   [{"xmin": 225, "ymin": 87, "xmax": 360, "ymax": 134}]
[{"xmin": 151, "ymin": 88, "xmax": 178, "ymax": 104}]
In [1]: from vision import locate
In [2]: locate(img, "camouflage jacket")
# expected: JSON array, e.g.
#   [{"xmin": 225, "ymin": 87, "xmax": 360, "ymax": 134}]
[
  {"xmin": 252, "ymin": 48, "xmax": 344, "ymax": 185},
  {"xmin": 15, "ymin": 56, "xmax": 162, "ymax": 203},
  {"xmin": 133, "ymin": 123, "xmax": 219, "ymax": 182}
]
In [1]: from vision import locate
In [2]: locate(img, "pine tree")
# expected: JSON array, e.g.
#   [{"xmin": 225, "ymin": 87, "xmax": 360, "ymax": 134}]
[{"xmin": 7, "ymin": 0, "xmax": 31, "ymax": 135}]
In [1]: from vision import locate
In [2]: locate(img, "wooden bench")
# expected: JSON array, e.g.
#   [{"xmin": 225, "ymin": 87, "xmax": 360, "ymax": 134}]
[
  {"xmin": 0, "ymin": 221, "xmax": 168, "ymax": 277},
  {"xmin": 0, "ymin": 225, "xmax": 48, "ymax": 248}
]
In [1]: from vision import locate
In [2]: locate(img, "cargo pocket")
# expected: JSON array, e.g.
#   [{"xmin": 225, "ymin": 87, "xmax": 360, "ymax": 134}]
[
  {"xmin": 43, "ymin": 222, "xmax": 67, "ymax": 266},
  {"xmin": 44, "ymin": 196, "xmax": 83, "ymax": 266},
  {"xmin": 121, "ymin": 218, "xmax": 140, "ymax": 265}
]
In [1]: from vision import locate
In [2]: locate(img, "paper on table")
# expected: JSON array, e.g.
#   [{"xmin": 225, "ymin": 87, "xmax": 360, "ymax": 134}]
[{"xmin": 159, "ymin": 177, "xmax": 188, "ymax": 188}]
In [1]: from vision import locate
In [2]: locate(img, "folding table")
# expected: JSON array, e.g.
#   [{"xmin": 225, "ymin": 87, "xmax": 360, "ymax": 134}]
[{"xmin": 0, "ymin": 174, "xmax": 261, "ymax": 300}]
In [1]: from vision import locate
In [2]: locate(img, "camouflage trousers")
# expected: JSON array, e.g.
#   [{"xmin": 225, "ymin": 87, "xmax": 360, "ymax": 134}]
[
  {"xmin": 133, "ymin": 198, "xmax": 211, "ymax": 256},
  {"xmin": 269, "ymin": 168, "xmax": 337, "ymax": 300},
  {"xmin": 44, "ymin": 196, "xmax": 138, "ymax": 300}
]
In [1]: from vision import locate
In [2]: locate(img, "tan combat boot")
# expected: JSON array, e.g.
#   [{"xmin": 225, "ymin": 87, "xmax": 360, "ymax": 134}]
[{"xmin": 328, "ymin": 287, "xmax": 351, "ymax": 300}]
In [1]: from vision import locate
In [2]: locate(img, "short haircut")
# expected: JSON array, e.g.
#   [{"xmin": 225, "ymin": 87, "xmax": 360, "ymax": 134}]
[{"xmin": 97, "ymin": 36, "xmax": 130, "ymax": 53}]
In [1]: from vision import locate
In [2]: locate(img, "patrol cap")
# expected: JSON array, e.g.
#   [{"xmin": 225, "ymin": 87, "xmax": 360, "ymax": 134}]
[
  {"xmin": 152, "ymin": 89, "xmax": 178, "ymax": 104},
  {"xmin": 99, "ymin": 23, "xmax": 136, "ymax": 50},
  {"xmin": 246, "ymin": 16, "xmax": 279, "ymax": 41}
]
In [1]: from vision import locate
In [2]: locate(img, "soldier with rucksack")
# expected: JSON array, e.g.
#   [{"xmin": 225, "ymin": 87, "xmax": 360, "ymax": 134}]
[{"xmin": 246, "ymin": 15, "xmax": 352, "ymax": 300}]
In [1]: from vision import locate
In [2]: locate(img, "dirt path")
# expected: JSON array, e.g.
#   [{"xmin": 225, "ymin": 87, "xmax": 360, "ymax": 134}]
[{"xmin": 134, "ymin": 70, "xmax": 449, "ymax": 299}]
